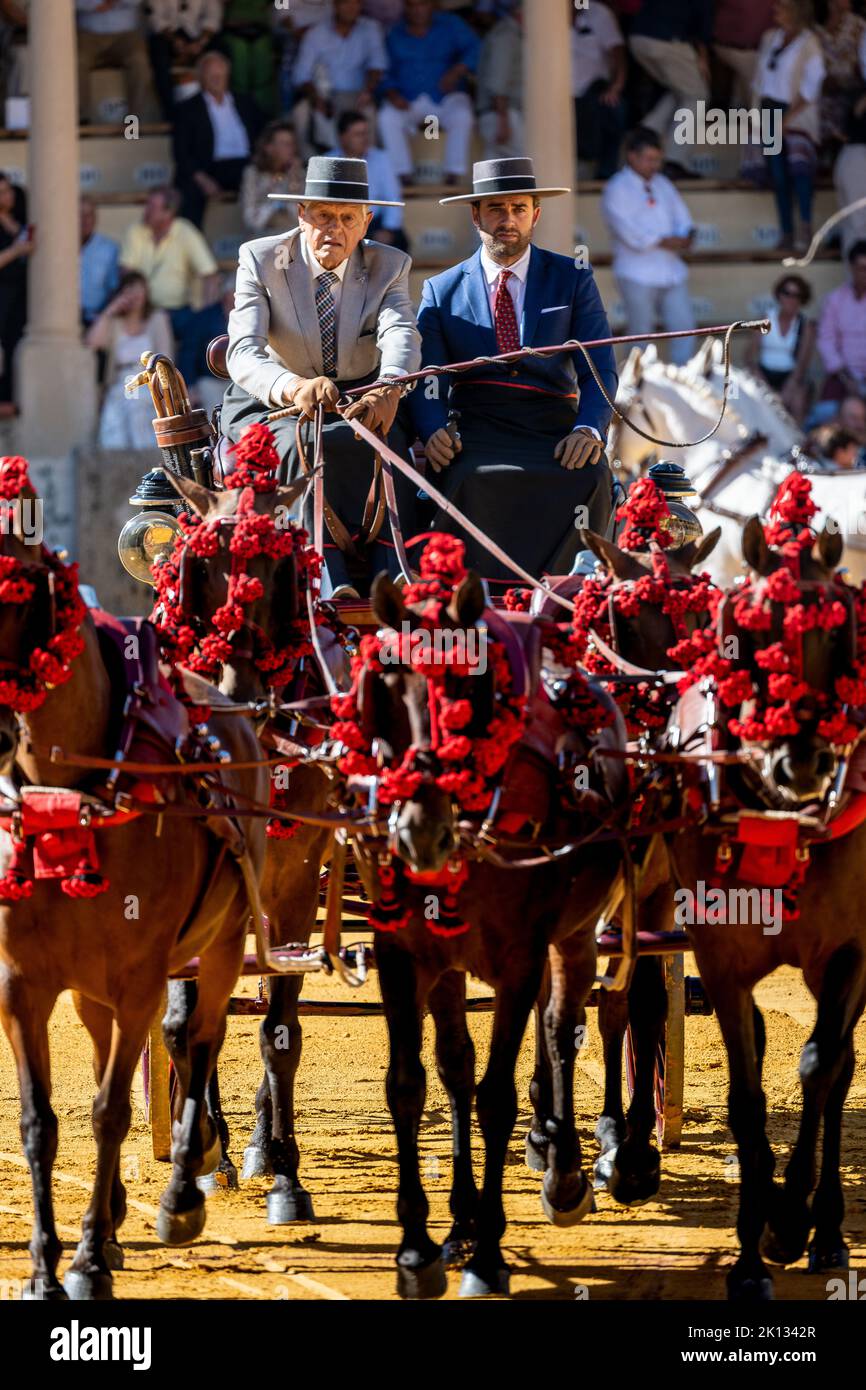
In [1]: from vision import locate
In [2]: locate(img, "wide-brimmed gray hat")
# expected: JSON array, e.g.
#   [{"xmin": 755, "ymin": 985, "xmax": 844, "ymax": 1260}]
[
  {"xmin": 440, "ymin": 157, "xmax": 571, "ymax": 205},
  {"xmin": 268, "ymin": 156, "xmax": 404, "ymax": 207}
]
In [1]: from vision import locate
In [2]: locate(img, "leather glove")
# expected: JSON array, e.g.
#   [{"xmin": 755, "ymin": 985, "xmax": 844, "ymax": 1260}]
[
  {"xmin": 288, "ymin": 375, "xmax": 341, "ymax": 418},
  {"xmin": 425, "ymin": 426, "xmax": 462, "ymax": 472},
  {"xmin": 555, "ymin": 428, "xmax": 605, "ymax": 471},
  {"xmin": 343, "ymin": 383, "xmax": 403, "ymax": 437}
]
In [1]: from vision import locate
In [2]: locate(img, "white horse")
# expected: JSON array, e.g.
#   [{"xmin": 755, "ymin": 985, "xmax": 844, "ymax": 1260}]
[{"xmin": 608, "ymin": 340, "xmax": 866, "ymax": 586}]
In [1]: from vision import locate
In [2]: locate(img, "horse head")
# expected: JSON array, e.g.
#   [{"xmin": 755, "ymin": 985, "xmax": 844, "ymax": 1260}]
[{"xmin": 364, "ymin": 566, "xmax": 495, "ymax": 874}]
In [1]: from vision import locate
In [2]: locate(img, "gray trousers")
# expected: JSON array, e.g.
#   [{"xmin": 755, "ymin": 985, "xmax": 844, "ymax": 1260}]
[{"xmin": 615, "ymin": 277, "xmax": 696, "ymax": 366}]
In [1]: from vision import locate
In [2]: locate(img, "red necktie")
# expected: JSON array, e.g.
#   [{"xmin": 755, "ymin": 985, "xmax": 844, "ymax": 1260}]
[{"xmin": 494, "ymin": 269, "xmax": 520, "ymax": 354}]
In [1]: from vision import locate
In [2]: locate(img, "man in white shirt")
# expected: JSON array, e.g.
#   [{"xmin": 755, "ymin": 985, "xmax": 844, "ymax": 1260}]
[
  {"xmin": 572, "ymin": 1, "xmax": 627, "ymax": 180},
  {"xmin": 173, "ymin": 49, "xmax": 264, "ymax": 227},
  {"xmin": 292, "ymin": 0, "xmax": 386, "ymax": 155},
  {"xmin": 76, "ymin": 0, "xmax": 157, "ymax": 123},
  {"xmin": 601, "ymin": 128, "xmax": 696, "ymax": 365}
]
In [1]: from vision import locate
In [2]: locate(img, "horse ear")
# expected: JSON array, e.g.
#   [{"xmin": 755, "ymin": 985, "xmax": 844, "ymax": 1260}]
[
  {"xmin": 578, "ymin": 529, "xmax": 645, "ymax": 581},
  {"xmin": 743, "ymin": 515, "xmax": 772, "ymax": 575},
  {"xmin": 163, "ymin": 470, "xmax": 222, "ymax": 518},
  {"xmin": 690, "ymin": 337, "xmax": 716, "ymax": 378},
  {"xmin": 816, "ymin": 521, "xmax": 843, "ymax": 573},
  {"xmin": 676, "ymin": 525, "xmax": 722, "ymax": 571},
  {"xmin": 449, "ymin": 571, "xmax": 486, "ymax": 628},
  {"xmin": 371, "ymin": 571, "xmax": 407, "ymax": 630},
  {"xmin": 620, "ymin": 346, "xmax": 643, "ymax": 389}
]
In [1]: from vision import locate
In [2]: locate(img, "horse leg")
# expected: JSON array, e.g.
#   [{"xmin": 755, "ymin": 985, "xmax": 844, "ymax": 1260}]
[
  {"xmin": 808, "ymin": 1036, "xmax": 857, "ymax": 1273},
  {"xmin": 428, "ymin": 970, "xmax": 479, "ymax": 1267},
  {"xmin": 461, "ymin": 963, "xmax": 545, "ymax": 1298},
  {"xmin": 709, "ymin": 977, "xmax": 776, "ymax": 1301},
  {"xmin": 71, "ymin": 993, "xmax": 127, "ymax": 1271},
  {"xmin": 378, "ymin": 938, "xmax": 444, "ymax": 1300},
  {"xmin": 64, "ymin": 1007, "xmax": 151, "ymax": 1300},
  {"xmin": 258, "ymin": 973, "xmax": 314, "ymax": 1223},
  {"xmin": 526, "ymin": 964, "xmax": 553, "ymax": 1172},
  {"xmin": 538, "ymin": 938, "xmax": 595, "ymax": 1226},
  {"xmin": 201, "ymin": 1066, "xmax": 239, "ymax": 1191},
  {"xmin": 594, "ymin": 981, "xmax": 629, "ymax": 1189},
  {"xmin": 607, "ymin": 953, "xmax": 666, "ymax": 1206},
  {"xmin": 763, "ymin": 942, "xmax": 866, "ymax": 1268},
  {"xmin": 0, "ymin": 980, "xmax": 64, "ymax": 1300}
]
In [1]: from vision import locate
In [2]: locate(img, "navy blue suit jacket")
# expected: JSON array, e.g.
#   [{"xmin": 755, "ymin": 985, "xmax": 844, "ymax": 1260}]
[{"xmin": 410, "ymin": 245, "xmax": 618, "ymax": 443}]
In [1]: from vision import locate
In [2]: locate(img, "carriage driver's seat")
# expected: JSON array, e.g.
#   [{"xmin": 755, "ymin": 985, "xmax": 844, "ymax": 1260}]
[{"xmin": 206, "ymin": 334, "xmax": 231, "ymax": 381}]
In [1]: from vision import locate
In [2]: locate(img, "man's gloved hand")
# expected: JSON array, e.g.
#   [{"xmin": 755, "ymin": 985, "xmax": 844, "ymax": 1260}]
[
  {"xmin": 286, "ymin": 376, "xmax": 341, "ymax": 417},
  {"xmin": 343, "ymin": 383, "xmax": 403, "ymax": 437},
  {"xmin": 555, "ymin": 427, "xmax": 604, "ymax": 471},
  {"xmin": 425, "ymin": 426, "xmax": 463, "ymax": 473}
]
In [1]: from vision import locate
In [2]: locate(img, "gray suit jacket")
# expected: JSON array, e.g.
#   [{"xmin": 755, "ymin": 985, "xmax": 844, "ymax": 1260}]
[{"xmin": 226, "ymin": 226, "xmax": 421, "ymax": 405}]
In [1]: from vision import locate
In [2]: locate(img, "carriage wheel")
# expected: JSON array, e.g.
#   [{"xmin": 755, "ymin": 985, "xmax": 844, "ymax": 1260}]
[
  {"xmin": 624, "ymin": 953, "xmax": 685, "ymax": 1151},
  {"xmin": 143, "ymin": 992, "xmax": 172, "ymax": 1163}
]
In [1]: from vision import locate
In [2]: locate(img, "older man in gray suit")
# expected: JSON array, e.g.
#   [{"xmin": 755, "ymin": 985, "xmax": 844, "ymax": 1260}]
[{"xmin": 222, "ymin": 156, "xmax": 421, "ymax": 597}]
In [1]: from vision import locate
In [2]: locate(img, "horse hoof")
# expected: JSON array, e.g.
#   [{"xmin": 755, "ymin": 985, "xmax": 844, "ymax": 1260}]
[
  {"xmin": 63, "ymin": 1269, "xmax": 114, "ymax": 1301},
  {"xmin": 396, "ymin": 1255, "xmax": 447, "ymax": 1301},
  {"xmin": 761, "ymin": 1220, "xmax": 809, "ymax": 1268},
  {"xmin": 21, "ymin": 1279, "xmax": 67, "ymax": 1301},
  {"xmin": 156, "ymin": 1198, "xmax": 206, "ymax": 1246},
  {"xmin": 807, "ymin": 1240, "xmax": 849, "ymax": 1274},
  {"xmin": 441, "ymin": 1236, "xmax": 476, "ymax": 1269},
  {"xmin": 540, "ymin": 1170, "xmax": 595, "ymax": 1227},
  {"xmin": 727, "ymin": 1270, "xmax": 774, "ymax": 1302},
  {"xmin": 197, "ymin": 1164, "xmax": 240, "ymax": 1196},
  {"xmin": 524, "ymin": 1131, "xmax": 548, "ymax": 1172},
  {"xmin": 103, "ymin": 1239, "xmax": 124, "ymax": 1272},
  {"xmin": 459, "ymin": 1264, "xmax": 511, "ymax": 1298},
  {"xmin": 266, "ymin": 1187, "xmax": 315, "ymax": 1224},
  {"xmin": 593, "ymin": 1149, "xmax": 617, "ymax": 1191},
  {"xmin": 241, "ymin": 1144, "xmax": 272, "ymax": 1181},
  {"xmin": 607, "ymin": 1148, "xmax": 661, "ymax": 1207}
]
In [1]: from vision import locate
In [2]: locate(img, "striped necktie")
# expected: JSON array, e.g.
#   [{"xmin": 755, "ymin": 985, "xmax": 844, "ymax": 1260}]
[{"xmin": 315, "ymin": 269, "xmax": 340, "ymax": 377}]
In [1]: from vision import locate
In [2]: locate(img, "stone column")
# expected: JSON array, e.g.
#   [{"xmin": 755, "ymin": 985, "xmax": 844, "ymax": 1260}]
[
  {"xmin": 523, "ymin": 0, "xmax": 575, "ymax": 256},
  {"xmin": 16, "ymin": 0, "xmax": 96, "ymax": 455}
]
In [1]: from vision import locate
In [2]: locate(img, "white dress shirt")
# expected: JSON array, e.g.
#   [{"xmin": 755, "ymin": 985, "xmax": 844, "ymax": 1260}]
[
  {"xmin": 480, "ymin": 243, "xmax": 531, "ymax": 341},
  {"xmin": 571, "ymin": 4, "xmax": 623, "ymax": 100},
  {"xmin": 204, "ymin": 91, "xmax": 251, "ymax": 161},
  {"xmin": 754, "ymin": 27, "xmax": 825, "ymax": 106},
  {"xmin": 293, "ymin": 16, "xmax": 387, "ymax": 92},
  {"xmin": 602, "ymin": 166, "xmax": 693, "ymax": 288}
]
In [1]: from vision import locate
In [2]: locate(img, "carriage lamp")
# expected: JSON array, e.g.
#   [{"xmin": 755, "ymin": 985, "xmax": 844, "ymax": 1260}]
[
  {"xmin": 117, "ymin": 468, "xmax": 184, "ymax": 585},
  {"xmin": 647, "ymin": 460, "xmax": 703, "ymax": 549}
]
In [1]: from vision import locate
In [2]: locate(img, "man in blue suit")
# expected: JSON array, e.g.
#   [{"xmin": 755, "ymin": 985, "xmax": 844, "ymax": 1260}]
[{"xmin": 410, "ymin": 157, "xmax": 618, "ymax": 589}]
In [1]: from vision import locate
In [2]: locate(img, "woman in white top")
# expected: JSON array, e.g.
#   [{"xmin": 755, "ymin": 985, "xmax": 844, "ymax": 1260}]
[
  {"xmin": 750, "ymin": 0, "xmax": 826, "ymax": 252},
  {"xmin": 239, "ymin": 119, "xmax": 305, "ymax": 235},
  {"xmin": 745, "ymin": 272, "xmax": 816, "ymax": 421},
  {"xmin": 86, "ymin": 271, "xmax": 174, "ymax": 450}
]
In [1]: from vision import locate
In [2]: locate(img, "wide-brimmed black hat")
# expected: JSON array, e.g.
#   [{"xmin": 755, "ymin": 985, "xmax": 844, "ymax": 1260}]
[
  {"xmin": 268, "ymin": 156, "xmax": 404, "ymax": 208},
  {"xmin": 440, "ymin": 157, "xmax": 570, "ymax": 206}
]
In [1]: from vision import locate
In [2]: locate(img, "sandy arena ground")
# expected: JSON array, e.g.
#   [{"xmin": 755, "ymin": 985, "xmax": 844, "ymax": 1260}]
[{"xmin": 1, "ymin": 947, "xmax": 864, "ymax": 1302}]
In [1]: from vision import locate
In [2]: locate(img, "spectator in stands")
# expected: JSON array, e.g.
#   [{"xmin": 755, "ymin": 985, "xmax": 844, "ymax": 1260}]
[
  {"xmin": 804, "ymin": 423, "xmax": 865, "ymax": 467},
  {"xmin": 173, "ymin": 50, "xmax": 264, "ymax": 227},
  {"xmin": 86, "ymin": 270, "xmax": 174, "ymax": 448},
  {"xmin": 379, "ymin": 0, "xmax": 480, "ymax": 187},
  {"xmin": 816, "ymin": 0, "xmax": 866, "ymax": 152},
  {"xmin": 816, "ymin": 240, "xmax": 866, "ymax": 411},
  {"xmin": 713, "ymin": 0, "xmax": 776, "ymax": 107},
  {"xmin": 273, "ymin": 0, "xmax": 333, "ymax": 112},
  {"xmin": 147, "ymin": 0, "xmax": 223, "ymax": 120},
  {"xmin": 838, "ymin": 391, "xmax": 866, "ymax": 442},
  {"xmin": 217, "ymin": 0, "xmax": 277, "ymax": 114},
  {"xmin": 833, "ymin": 22, "xmax": 866, "ymax": 255},
  {"xmin": 240, "ymin": 120, "xmax": 305, "ymax": 235},
  {"xmin": 361, "ymin": 0, "xmax": 403, "ymax": 25},
  {"xmin": 292, "ymin": 0, "xmax": 387, "ymax": 157},
  {"xmin": 0, "ymin": 171, "xmax": 30, "ymax": 418},
  {"xmin": 80, "ymin": 196, "xmax": 120, "ymax": 329},
  {"xmin": 744, "ymin": 272, "xmax": 815, "ymax": 421},
  {"xmin": 76, "ymin": 0, "xmax": 156, "ymax": 124},
  {"xmin": 0, "ymin": 1, "xmax": 29, "ymax": 113},
  {"xmin": 628, "ymin": 0, "xmax": 712, "ymax": 177},
  {"xmin": 328, "ymin": 109, "xmax": 408, "ymax": 249},
  {"xmin": 477, "ymin": 1, "xmax": 524, "ymax": 160},
  {"xmin": 749, "ymin": 1, "xmax": 825, "ymax": 254},
  {"xmin": 572, "ymin": 0, "xmax": 627, "ymax": 180},
  {"xmin": 601, "ymin": 128, "xmax": 696, "ymax": 366},
  {"xmin": 120, "ymin": 186, "xmax": 222, "ymax": 396}
]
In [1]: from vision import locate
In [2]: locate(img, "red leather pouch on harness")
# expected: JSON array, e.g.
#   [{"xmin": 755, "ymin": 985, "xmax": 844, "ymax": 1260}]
[
  {"xmin": 19, "ymin": 790, "xmax": 102, "ymax": 882},
  {"xmin": 735, "ymin": 813, "xmax": 799, "ymax": 887}
]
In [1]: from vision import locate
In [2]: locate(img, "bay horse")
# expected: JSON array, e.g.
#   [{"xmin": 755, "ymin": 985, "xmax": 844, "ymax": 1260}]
[
  {"xmin": 159, "ymin": 468, "xmax": 342, "ymax": 1224},
  {"xmin": 667, "ymin": 483, "xmax": 866, "ymax": 1299},
  {"xmin": 0, "ymin": 460, "xmax": 268, "ymax": 1299}
]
